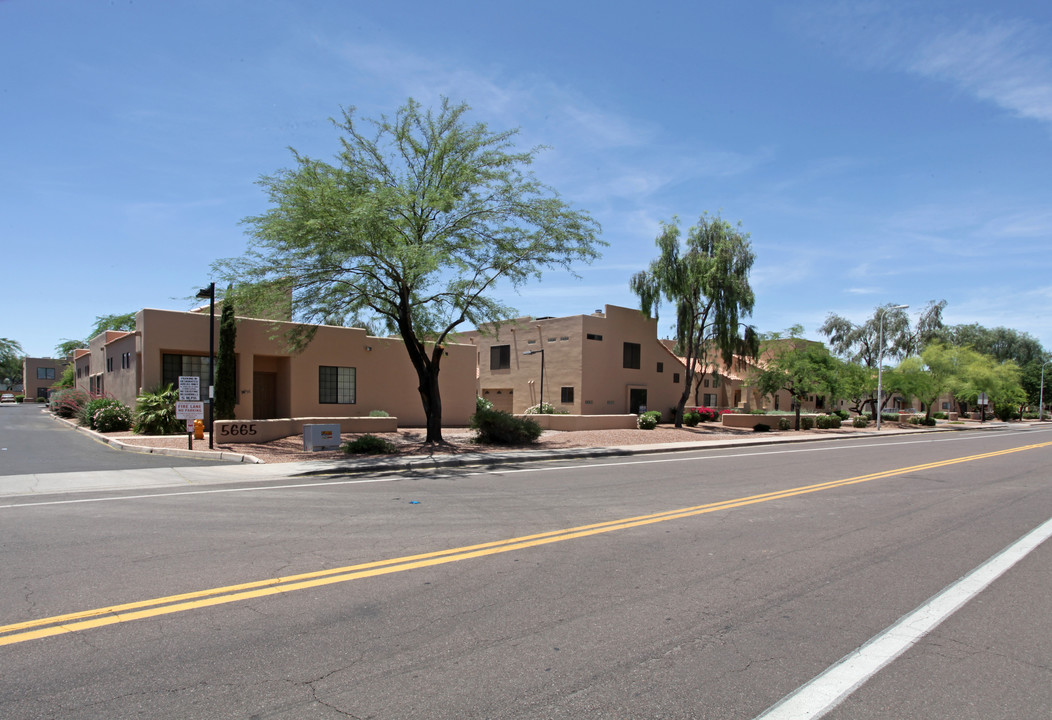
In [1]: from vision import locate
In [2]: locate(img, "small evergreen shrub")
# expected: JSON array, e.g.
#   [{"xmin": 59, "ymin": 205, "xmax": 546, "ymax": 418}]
[
  {"xmin": 683, "ymin": 411, "xmax": 701, "ymax": 427},
  {"xmin": 93, "ymin": 402, "xmax": 133, "ymax": 432},
  {"xmin": 753, "ymin": 422, "xmax": 771, "ymax": 432},
  {"xmin": 800, "ymin": 416, "xmax": 815, "ymax": 430},
  {"xmin": 471, "ymin": 408, "xmax": 542, "ymax": 445},
  {"xmin": 637, "ymin": 412, "xmax": 659, "ymax": 430},
  {"xmin": 524, "ymin": 402, "xmax": 557, "ymax": 414},
  {"xmin": 832, "ymin": 410, "xmax": 850, "ymax": 421},
  {"xmin": 15, "ymin": 395, "xmax": 25, "ymax": 403},
  {"xmin": 778, "ymin": 417, "xmax": 791, "ymax": 431},
  {"xmin": 35, "ymin": 396, "xmax": 46, "ymax": 403},
  {"xmin": 921, "ymin": 416, "xmax": 937, "ymax": 426},
  {"xmin": 368, "ymin": 409, "xmax": 390, "ymax": 417},
  {"xmin": 882, "ymin": 413, "xmax": 899, "ymax": 423},
  {"xmin": 853, "ymin": 416, "xmax": 868, "ymax": 428},
  {"xmin": 342, "ymin": 434, "xmax": 395, "ymax": 454},
  {"xmin": 909, "ymin": 415, "xmax": 921, "ymax": 425},
  {"xmin": 475, "ymin": 396, "xmax": 494, "ymax": 413},
  {"xmin": 933, "ymin": 412, "xmax": 948, "ymax": 420}
]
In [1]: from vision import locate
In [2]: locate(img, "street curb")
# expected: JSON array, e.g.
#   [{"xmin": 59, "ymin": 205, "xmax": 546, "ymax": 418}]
[{"xmin": 50, "ymin": 412, "xmax": 264, "ymax": 464}]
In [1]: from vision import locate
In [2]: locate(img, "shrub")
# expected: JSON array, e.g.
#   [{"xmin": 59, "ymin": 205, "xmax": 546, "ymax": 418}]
[
  {"xmin": 368, "ymin": 409, "xmax": 390, "ymax": 417},
  {"xmin": 933, "ymin": 412, "xmax": 948, "ymax": 419},
  {"xmin": 93, "ymin": 402, "xmax": 133, "ymax": 432},
  {"xmin": 35, "ymin": 396, "xmax": 46, "ymax": 403},
  {"xmin": 637, "ymin": 413, "xmax": 658, "ymax": 430},
  {"xmin": 778, "ymin": 417, "xmax": 791, "ymax": 431},
  {"xmin": 832, "ymin": 409, "xmax": 850, "ymax": 421},
  {"xmin": 909, "ymin": 415, "xmax": 921, "ymax": 425},
  {"xmin": 753, "ymin": 422, "xmax": 771, "ymax": 432},
  {"xmin": 921, "ymin": 416, "xmax": 937, "ymax": 426},
  {"xmin": 524, "ymin": 402, "xmax": 557, "ymax": 414},
  {"xmin": 15, "ymin": 395, "xmax": 25, "ymax": 403},
  {"xmin": 471, "ymin": 408, "xmax": 542, "ymax": 445},
  {"xmin": 882, "ymin": 413, "xmax": 899, "ymax": 423},
  {"xmin": 81, "ymin": 397, "xmax": 127, "ymax": 429},
  {"xmin": 800, "ymin": 416, "xmax": 815, "ymax": 430},
  {"xmin": 475, "ymin": 396, "xmax": 494, "ymax": 413},
  {"xmin": 52, "ymin": 388, "xmax": 89, "ymax": 419},
  {"xmin": 816, "ymin": 415, "xmax": 842, "ymax": 429},
  {"xmin": 683, "ymin": 411, "xmax": 701, "ymax": 427},
  {"xmin": 342, "ymin": 434, "xmax": 395, "ymax": 454},
  {"xmin": 133, "ymin": 385, "xmax": 184, "ymax": 435}
]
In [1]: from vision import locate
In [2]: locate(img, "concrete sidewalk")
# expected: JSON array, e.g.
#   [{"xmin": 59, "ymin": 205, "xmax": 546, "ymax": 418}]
[{"xmin": 0, "ymin": 423, "xmax": 1007, "ymax": 501}]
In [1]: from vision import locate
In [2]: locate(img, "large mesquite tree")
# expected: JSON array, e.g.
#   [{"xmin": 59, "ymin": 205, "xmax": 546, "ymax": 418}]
[
  {"xmin": 631, "ymin": 213, "xmax": 758, "ymax": 427},
  {"xmin": 217, "ymin": 98, "xmax": 602, "ymax": 443}
]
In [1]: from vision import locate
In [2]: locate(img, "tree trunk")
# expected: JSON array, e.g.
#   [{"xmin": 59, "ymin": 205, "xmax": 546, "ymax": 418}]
[{"xmin": 417, "ymin": 366, "xmax": 444, "ymax": 444}]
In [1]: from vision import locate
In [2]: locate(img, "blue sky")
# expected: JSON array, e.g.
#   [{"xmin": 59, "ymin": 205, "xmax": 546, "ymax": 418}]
[{"xmin": 4, "ymin": 0, "xmax": 1052, "ymax": 359}]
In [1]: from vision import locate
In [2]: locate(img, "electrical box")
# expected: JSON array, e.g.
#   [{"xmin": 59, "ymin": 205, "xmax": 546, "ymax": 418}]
[{"xmin": 303, "ymin": 424, "xmax": 341, "ymax": 451}]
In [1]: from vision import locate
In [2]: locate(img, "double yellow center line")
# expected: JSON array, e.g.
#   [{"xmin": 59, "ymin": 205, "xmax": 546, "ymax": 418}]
[{"xmin": 3, "ymin": 441, "xmax": 1049, "ymax": 647}]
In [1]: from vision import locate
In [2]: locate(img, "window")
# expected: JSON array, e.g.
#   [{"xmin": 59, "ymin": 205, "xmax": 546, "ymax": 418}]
[
  {"xmin": 490, "ymin": 345, "xmax": 510, "ymax": 370},
  {"xmin": 586, "ymin": 333, "xmax": 603, "ymax": 341},
  {"xmin": 703, "ymin": 393, "xmax": 717, "ymax": 407},
  {"xmin": 704, "ymin": 379, "xmax": 710, "ymax": 388},
  {"xmin": 623, "ymin": 342, "xmax": 641, "ymax": 369},
  {"xmin": 76, "ymin": 367, "xmax": 82, "ymax": 379},
  {"xmin": 319, "ymin": 366, "xmax": 356, "ymax": 404},
  {"xmin": 673, "ymin": 373, "xmax": 680, "ymax": 383},
  {"xmin": 121, "ymin": 352, "xmax": 131, "ymax": 369},
  {"xmin": 36, "ymin": 367, "xmax": 55, "ymax": 380},
  {"xmin": 162, "ymin": 354, "xmax": 211, "ymax": 401},
  {"xmin": 561, "ymin": 387, "xmax": 574, "ymax": 403},
  {"xmin": 106, "ymin": 357, "xmax": 113, "ymax": 372},
  {"xmin": 657, "ymin": 362, "xmax": 664, "ymax": 373},
  {"xmin": 712, "ymin": 374, "xmax": 721, "ymax": 388}
]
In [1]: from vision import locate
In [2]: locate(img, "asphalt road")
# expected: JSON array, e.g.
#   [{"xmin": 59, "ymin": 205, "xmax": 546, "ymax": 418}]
[
  {"xmin": 0, "ymin": 402, "xmax": 229, "ymax": 475},
  {"xmin": 2, "ymin": 426, "xmax": 1050, "ymax": 718}
]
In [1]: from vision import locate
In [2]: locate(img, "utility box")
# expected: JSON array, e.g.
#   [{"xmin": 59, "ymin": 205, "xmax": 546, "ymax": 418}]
[{"xmin": 303, "ymin": 424, "xmax": 341, "ymax": 451}]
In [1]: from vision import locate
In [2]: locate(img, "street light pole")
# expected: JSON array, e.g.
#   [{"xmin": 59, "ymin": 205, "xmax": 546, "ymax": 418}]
[
  {"xmin": 522, "ymin": 349, "xmax": 545, "ymax": 409},
  {"xmin": 1040, "ymin": 360, "xmax": 1051, "ymax": 422},
  {"xmin": 196, "ymin": 283, "xmax": 216, "ymax": 449},
  {"xmin": 876, "ymin": 304, "xmax": 909, "ymax": 431}
]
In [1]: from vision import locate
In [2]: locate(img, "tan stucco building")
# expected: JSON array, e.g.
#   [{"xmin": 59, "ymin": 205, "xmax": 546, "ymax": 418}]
[
  {"xmin": 463, "ymin": 304, "xmax": 688, "ymax": 418},
  {"xmin": 22, "ymin": 357, "xmax": 69, "ymax": 400},
  {"xmin": 76, "ymin": 308, "xmax": 477, "ymax": 426}
]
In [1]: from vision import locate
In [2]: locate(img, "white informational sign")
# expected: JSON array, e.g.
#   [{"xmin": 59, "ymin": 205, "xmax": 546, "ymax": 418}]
[
  {"xmin": 977, "ymin": 392, "xmax": 989, "ymax": 405},
  {"xmin": 178, "ymin": 376, "xmax": 200, "ymax": 401},
  {"xmin": 176, "ymin": 401, "xmax": 205, "ymax": 420}
]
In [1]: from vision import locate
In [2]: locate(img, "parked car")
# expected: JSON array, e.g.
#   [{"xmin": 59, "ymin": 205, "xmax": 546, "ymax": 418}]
[{"xmin": 0, "ymin": 393, "xmax": 15, "ymax": 403}]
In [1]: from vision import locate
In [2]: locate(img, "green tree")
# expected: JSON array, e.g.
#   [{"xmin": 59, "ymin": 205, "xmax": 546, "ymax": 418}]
[
  {"xmin": 217, "ymin": 98, "xmax": 602, "ymax": 443},
  {"xmin": 755, "ymin": 341, "xmax": 840, "ymax": 430},
  {"xmin": 631, "ymin": 213, "xmax": 758, "ymax": 427},
  {"xmin": 820, "ymin": 300, "xmax": 945, "ymax": 414},
  {"xmin": 54, "ymin": 338, "xmax": 84, "ymax": 358},
  {"xmin": 0, "ymin": 338, "xmax": 24, "ymax": 389},
  {"xmin": 936, "ymin": 323, "xmax": 1048, "ymax": 407},
  {"xmin": 89, "ymin": 312, "xmax": 137, "ymax": 336},
  {"xmin": 214, "ymin": 291, "xmax": 237, "ymax": 420}
]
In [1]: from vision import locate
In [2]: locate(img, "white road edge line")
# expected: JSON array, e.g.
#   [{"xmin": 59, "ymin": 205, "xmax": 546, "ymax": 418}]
[{"xmin": 753, "ymin": 516, "xmax": 1052, "ymax": 720}]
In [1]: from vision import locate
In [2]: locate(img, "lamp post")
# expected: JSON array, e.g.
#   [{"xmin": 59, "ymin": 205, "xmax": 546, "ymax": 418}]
[
  {"xmin": 876, "ymin": 304, "xmax": 909, "ymax": 431},
  {"xmin": 522, "ymin": 349, "xmax": 545, "ymax": 410},
  {"xmin": 1040, "ymin": 360, "xmax": 1051, "ymax": 422},
  {"xmin": 196, "ymin": 283, "xmax": 216, "ymax": 449}
]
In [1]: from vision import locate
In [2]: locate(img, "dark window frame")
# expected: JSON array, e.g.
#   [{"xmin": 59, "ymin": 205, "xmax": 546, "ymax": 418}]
[
  {"xmin": 319, "ymin": 365, "xmax": 356, "ymax": 404},
  {"xmin": 490, "ymin": 345, "xmax": 511, "ymax": 370},
  {"xmin": 623, "ymin": 342, "xmax": 641, "ymax": 369}
]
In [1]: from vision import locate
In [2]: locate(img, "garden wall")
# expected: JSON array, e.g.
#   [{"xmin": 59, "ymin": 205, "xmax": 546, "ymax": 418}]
[
  {"xmin": 513, "ymin": 414, "xmax": 638, "ymax": 431},
  {"xmin": 213, "ymin": 416, "xmax": 398, "ymax": 443},
  {"xmin": 720, "ymin": 412, "xmax": 819, "ymax": 429}
]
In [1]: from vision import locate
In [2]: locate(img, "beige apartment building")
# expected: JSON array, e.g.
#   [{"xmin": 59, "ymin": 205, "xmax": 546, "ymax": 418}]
[
  {"xmin": 76, "ymin": 307, "xmax": 477, "ymax": 426},
  {"xmin": 22, "ymin": 357, "xmax": 69, "ymax": 400},
  {"xmin": 463, "ymin": 304, "xmax": 688, "ymax": 418}
]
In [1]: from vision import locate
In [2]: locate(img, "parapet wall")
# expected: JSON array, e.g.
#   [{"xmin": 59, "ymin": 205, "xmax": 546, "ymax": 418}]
[{"xmin": 214, "ymin": 416, "xmax": 398, "ymax": 443}]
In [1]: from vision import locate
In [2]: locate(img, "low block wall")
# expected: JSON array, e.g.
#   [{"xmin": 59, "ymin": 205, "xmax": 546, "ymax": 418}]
[
  {"xmin": 720, "ymin": 413, "xmax": 818, "ymax": 429},
  {"xmin": 214, "ymin": 416, "xmax": 398, "ymax": 443},
  {"xmin": 513, "ymin": 414, "xmax": 638, "ymax": 431}
]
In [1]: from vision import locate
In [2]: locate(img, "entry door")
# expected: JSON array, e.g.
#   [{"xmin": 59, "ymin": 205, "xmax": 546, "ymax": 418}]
[
  {"xmin": 253, "ymin": 372, "xmax": 277, "ymax": 419},
  {"xmin": 629, "ymin": 388, "xmax": 648, "ymax": 414}
]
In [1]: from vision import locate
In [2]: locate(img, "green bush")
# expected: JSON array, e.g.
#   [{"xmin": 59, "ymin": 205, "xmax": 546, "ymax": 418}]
[
  {"xmin": 133, "ymin": 385, "xmax": 184, "ymax": 435},
  {"xmin": 14, "ymin": 394, "xmax": 24, "ymax": 403},
  {"xmin": 35, "ymin": 396, "xmax": 46, "ymax": 403},
  {"xmin": 800, "ymin": 416, "xmax": 815, "ymax": 430},
  {"xmin": 342, "ymin": 434, "xmax": 396, "ymax": 454},
  {"xmin": 753, "ymin": 422, "xmax": 771, "ymax": 432},
  {"xmin": 476, "ymin": 396, "xmax": 494, "ymax": 413},
  {"xmin": 832, "ymin": 409, "xmax": 850, "ymax": 421},
  {"xmin": 471, "ymin": 408, "xmax": 542, "ymax": 445},
  {"xmin": 853, "ymin": 416, "xmax": 868, "ymax": 428},
  {"xmin": 683, "ymin": 411, "xmax": 701, "ymax": 427},
  {"xmin": 816, "ymin": 415, "xmax": 842, "ymax": 429},
  {"xmin": 909, "ymin": 415, "xmax": 921, "ymax": 425},
  {"xmin": 778, "ymin": 417, "xmax": 791, "ymax": 431},
  {"xmin": 933, "ymin": 412, "xmax": 948, "ymax": 419},
  {"xmin": 921, "ymin": 416, "xmax": 937, "ymax": 426},
  {"xmin": 637, "ymin": 412, "xmax": 658, "ymax": 430},
  {"xmin": 52, "ymin": 388, "xmax": 89, "ymax": 419},
  {"xmin": 882, "ymin": 413, "xmax": 899, "ymax": 423},
  {"xmin": 524, "ymin": 402, "xmax": 557, "ymax": 414},
  {"xmin": 93, "ymin": 402, "xmax": 133, "ymax": 432},
  {"xmin": 368, "ymin": 409, "xmax": 390, "ymax": 417}
]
